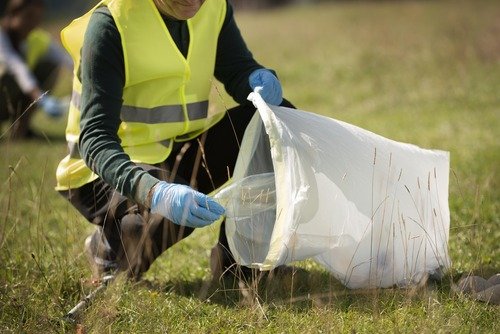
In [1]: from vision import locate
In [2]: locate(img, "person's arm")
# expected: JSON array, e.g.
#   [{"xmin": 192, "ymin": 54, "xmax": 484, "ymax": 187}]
[
  {"xmin": 213, "ymin": 1, "xmax": 266, "ymax": 104},
  {"xmin": 78, "ymin": 9, "xmax": 159, "ymax": 206},
  {"xmin": 0, "ymin": 27, "xmax": 41, "ymax": 100}
]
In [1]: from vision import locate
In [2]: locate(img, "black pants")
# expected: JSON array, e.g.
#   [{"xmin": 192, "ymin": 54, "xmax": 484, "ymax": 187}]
[
  {"xmin": 59, "ymin": 99, "xmax": 294, "ymax": 279},
  {"xmin": 0, "ymin": 59, "xmax": 59, "ymax": 139}
]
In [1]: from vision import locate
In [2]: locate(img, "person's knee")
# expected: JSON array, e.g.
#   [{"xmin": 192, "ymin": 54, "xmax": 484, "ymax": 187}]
[
  {"xmin": 120, "ymin": 213, "xmax": 145, "ymax": 236},
  {"xmin": 112, "ymin": 213, "xmax": 148, "ymax": 278},
  {"xmin": 118, "ymin": 213, "xmax": 147, "ymax": 259}
]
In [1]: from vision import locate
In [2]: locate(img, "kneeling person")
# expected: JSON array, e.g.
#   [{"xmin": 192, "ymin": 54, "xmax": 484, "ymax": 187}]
[{"xmin": 56, "ymin": 0, "xmax": 290, "ymax": 279}]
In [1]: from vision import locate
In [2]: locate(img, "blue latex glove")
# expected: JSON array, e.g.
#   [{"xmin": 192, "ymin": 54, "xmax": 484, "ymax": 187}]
[
  {"xmin": 39, "ymin": 95, "xmax": 64, "ymax": 118},
  {"xmin": 249, "ymin": 69, "xmax": 283, "ymax": 105},
  {"xmin": 150, "ymin": 181, "xmax": 225, "ymax": 228}
]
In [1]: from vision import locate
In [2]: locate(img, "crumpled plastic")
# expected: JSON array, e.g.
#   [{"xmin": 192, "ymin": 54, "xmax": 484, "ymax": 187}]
[{"xmin": 214, "ymin": 90, "xmax": 451, "ymax": 289}]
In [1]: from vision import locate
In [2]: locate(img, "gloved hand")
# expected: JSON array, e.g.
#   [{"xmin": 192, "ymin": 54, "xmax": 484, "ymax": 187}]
[
  {"xmin": 249, "ymin": 68, "xmax": 283, "ymax": 105},
  {"xmin": 38, "ymin": 95, "xmax": 64, "ymax": 118},
  {"xmin": 150, "ymin": 181, "xmax": 225, "ymax": 228}
]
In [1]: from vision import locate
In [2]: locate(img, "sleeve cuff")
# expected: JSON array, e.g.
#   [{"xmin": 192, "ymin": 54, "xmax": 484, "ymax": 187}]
[{"xmin": 132, "ymin": 172, "xmax": 161, "ymax": 208}]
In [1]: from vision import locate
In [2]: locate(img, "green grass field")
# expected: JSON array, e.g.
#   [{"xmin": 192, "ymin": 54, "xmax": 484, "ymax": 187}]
[{"xmin": 1, "ymin": 1, "xmax": 499, "ymax": 332}]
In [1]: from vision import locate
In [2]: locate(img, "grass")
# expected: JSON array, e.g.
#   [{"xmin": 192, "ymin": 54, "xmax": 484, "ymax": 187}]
[{"xmin": 1, "ymin": 0, "xmax": 499, "ymax": 332}]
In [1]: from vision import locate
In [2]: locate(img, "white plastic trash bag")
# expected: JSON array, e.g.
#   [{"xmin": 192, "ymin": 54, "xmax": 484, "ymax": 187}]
[{"xmin": 214, "ymin": 91, "xmax": 451, "ymax": 289}]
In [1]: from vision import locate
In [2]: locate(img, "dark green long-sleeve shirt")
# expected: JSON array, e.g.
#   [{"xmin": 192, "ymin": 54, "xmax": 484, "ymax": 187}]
[{"xmin": 78, "ymin": 2, "xmax": 265, "ymax": 206}]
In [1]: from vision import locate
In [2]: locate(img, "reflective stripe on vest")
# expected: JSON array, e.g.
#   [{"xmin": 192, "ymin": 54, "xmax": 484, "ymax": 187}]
[
  {"xmin": 122, "ymin": 101, "xmax": 209, "ymax": 123},
  {"xmin": 71, "ymin": 91, "xmax": 208, "ymax": 124},
  {"xmin": 71, "ymin": 90, "xmax": 208, "ymax": 123},
  {"xmin": 68, "ymin": 142, "xmax": 80, "ymax": 159}
]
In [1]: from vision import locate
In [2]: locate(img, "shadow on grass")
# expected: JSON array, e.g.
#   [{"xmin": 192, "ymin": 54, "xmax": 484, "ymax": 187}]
[
  {"xmin": 140, "ymin": 267, "xmax": 458, "ymax": 312},
  {"xmin": 142, "ymin": 267, "xmax": 338, "ymax": 309}
]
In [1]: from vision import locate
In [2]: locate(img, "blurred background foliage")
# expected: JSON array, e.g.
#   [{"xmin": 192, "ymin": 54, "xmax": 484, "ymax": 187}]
[{"xmin": 0, "ymin": 0, "xmax": 334, "ymax": 19}]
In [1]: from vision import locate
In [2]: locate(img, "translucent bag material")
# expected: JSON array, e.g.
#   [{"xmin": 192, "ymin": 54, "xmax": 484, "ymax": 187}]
[
  {"xmin": 215, "ymin": 173, "xmax": 277, "ymax": 266},
  {"xmin": 214, "ymin": 91, "xmax": 451, "ymax": 289}
]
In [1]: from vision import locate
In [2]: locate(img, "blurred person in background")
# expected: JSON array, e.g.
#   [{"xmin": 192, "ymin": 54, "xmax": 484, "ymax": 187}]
[
  {"xmin": 0, "ymin": 0, "xmax": 72, "ymax": 140},
  {"xmin": 56, "ymin": 0, "xmax": 293, "ymax": 281}
]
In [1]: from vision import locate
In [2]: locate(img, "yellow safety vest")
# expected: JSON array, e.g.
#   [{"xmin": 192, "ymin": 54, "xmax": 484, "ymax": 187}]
[
  {"xmin": 25, "ymin": 28, "xmax": 51, "ymax": 70},
  {"xmin": 56, "ymin": 0, "xmax": 227, "ymax": 190}
]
